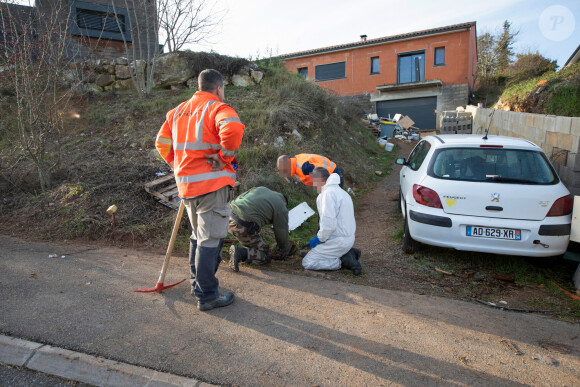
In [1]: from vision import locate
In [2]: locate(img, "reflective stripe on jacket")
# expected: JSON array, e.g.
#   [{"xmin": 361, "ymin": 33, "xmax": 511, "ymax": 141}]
[
  {"xmin": 155, "ymin": 91, "xmax": 245, "ymax": 198},
  {"xmin": 290, "ymin": 154, "xmax": 337, "ymax": 186}
]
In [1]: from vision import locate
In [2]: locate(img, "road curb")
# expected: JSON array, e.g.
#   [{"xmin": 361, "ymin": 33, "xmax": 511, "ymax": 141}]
[{"xmin": 0, "ymin": 335, "xmax": 215, "ymax": 386}]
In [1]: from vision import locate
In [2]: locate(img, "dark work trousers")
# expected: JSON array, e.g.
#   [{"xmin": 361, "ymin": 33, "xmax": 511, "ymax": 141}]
[{"xmin": 184, "ymin": 186, "xmax": 231, "ymax": 303}]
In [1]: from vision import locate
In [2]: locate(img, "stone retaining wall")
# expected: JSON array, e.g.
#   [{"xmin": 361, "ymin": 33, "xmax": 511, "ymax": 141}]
[
  {"xmin": 472, "ymin": 108, "xmax": 580, "ymax": 195},
  {"xmin": 63, "ymin": 52, "xmax": 264, "ymax": 93}
]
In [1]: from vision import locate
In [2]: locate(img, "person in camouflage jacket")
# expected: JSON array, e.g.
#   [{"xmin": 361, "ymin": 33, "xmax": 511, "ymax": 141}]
[{"xmin": 228, "ymin": 187, "xmax": 297, "ymax": 271}]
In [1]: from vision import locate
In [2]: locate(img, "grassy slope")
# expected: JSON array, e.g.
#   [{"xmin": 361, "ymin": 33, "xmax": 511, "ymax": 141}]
[
  {"xmin": 497, "ymin": 63, "xmax": 580, "ymax": 116},
  {"xmin": 0, "ymin": 63, "xmax": 394, "ymax": 254}
]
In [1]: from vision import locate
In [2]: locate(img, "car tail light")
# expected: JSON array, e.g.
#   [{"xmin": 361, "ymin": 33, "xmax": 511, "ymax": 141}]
[
  {"xmin": 480, "ymin": 145, "xmax": 503, "ymax": 148},
  {"xmin": 413, "ymin": 184, "xmax": 443, "ymax": 209},
  {"xmin": 546, "ymin": 194, "xmax": 573, "ymax": 217}
]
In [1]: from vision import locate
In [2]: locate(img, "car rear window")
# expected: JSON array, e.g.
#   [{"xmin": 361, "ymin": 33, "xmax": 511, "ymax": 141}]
[
  {"xmin": 407, "ymin": 140, "xmax": 431, "ymax": 171},
  {"xmin": 429, "ymin": 147, "xmax": 558, "ymax": 184}
]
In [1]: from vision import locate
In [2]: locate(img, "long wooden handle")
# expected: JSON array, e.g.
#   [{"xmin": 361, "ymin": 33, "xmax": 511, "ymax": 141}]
[{"xmin": 157, "ymin": 200, "xmax": 185, "ymax": 284}]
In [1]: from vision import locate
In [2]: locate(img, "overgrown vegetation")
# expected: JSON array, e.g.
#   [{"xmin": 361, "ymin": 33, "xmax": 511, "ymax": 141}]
[
  {"xmin": 473, "ymin": 19, "xmax": 580, "ymax": 117},
  {"xmin": 0, "ymin": 58, "xmax": 390, "ymax": 254},
  {"xmin": 1, "ymin": 1, "xmax": 78, "ymax": 191},
  {"xmin": 498, "ymin": 63, "xmax": 580, "ymax": 116}
]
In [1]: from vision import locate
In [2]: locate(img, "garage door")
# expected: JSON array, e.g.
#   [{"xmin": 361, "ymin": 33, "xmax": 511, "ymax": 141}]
[{"xmin": 376, "ymin": 97, "xmax": 437, "ymax": 130}]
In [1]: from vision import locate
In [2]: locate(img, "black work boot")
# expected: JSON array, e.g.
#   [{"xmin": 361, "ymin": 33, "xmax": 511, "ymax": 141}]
[
  {"xmin": 197, "ymin": 291, "xmax": 235, "ymax": 311},
  {"xmin": 351, "ymin": 250, "xmax": 362, "ymax": 275},
  {"xmin": 229, "ymin": 245, "xmax": 248, "ymax": 272},
  {"xmin": 340, "ymin": 249, "xmax": 362, "ymax": 276}
]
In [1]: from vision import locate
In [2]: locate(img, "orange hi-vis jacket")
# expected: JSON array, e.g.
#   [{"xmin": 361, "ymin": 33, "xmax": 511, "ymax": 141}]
[
  {"xmin": 156, "ymin": 91, "xmax": 245, "ymax": 199},
  {"xmin": 290, "ymin": 154, "xmax": 337, "ymax": 186}
]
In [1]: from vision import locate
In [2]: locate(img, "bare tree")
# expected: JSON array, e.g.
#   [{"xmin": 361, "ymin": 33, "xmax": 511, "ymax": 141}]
[
  {"xmin": 1, "ymin": 0, "xmax": 78, "ymax": 191},
  {"xmin": 110, "ymin": 0, "xmax": 159, "ymax": 95},
  {"xmin": 477, "ymin": 32, "xmax": 498, "ymax": 79},
  {"xmin": 158, "ymin": 0, "xmax": 225, "ymax": 53}
]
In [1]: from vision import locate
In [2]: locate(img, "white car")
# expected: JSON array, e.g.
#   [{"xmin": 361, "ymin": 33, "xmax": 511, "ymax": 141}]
[{"xmin": 396, "ymin": 134, "xmax": 572, "ymax": 257}]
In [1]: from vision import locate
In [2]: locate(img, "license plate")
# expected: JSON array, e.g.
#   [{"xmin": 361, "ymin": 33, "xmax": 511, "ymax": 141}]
[{"xmin": 466, "ymin": 226, "xmax": 521, "ymax": 240}]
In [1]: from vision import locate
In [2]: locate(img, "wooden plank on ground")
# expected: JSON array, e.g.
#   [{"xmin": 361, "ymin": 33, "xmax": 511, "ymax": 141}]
[{"xmin": 144, "ymin": 174, "xmax": 180, "ymax": 209}]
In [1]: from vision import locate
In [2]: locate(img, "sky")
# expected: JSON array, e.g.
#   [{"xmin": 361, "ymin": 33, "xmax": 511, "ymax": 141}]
[
  {"xmin": 8, "ymin": 0, "xmax": 579, "ymax": 67},
  {"xmin": 209, "ymin": 0, "xmax": 579, "ymax": 68}
]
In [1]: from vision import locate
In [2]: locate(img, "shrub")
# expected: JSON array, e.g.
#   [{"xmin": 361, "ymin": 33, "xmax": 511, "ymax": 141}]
[
  {"xmin": 546, "ymin": 80, "xmax": 580, "ymax": 117},
  {"xmin": 505, "ymin": 52, "xmax": 557, "ymax": 86}
]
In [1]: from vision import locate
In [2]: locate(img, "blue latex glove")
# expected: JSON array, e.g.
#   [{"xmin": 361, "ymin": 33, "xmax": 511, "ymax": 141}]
[{"xmin": 309, "ymin": 236, "xmax": 324, "ymax": 248}]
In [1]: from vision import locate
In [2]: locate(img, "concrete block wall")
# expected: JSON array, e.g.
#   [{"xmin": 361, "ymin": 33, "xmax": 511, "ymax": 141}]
[
  {"xmin": 440, "ymin": 111, "xmax": 473, "ymax": 134},
  {"xmin": 438, "ymin": 84, "xmax": 469, "ymax": 114},
  {"xmin": 473, "ymin": 108, "xmax": 580, "ymax": 195},
  {"xmin": 435, "ymin": 84, "xmax": 470, "ymax": 131}
]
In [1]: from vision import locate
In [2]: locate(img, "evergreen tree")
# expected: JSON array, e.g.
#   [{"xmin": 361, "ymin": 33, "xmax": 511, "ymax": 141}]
[{"xmin": 494, "ymin": 20, "xmax": 518, "ymax": 74}]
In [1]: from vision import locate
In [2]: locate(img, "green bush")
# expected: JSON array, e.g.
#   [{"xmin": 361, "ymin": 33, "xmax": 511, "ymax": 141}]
[
  {"xmin": 546, "ymin": 80, "xmax": 580, "ymax": 116},
  {"xmin": 505, "ymin": 52, "xmax": 557, "ymax": 87},
  {"xmin": 498, "ymin": 63, "xmax": 580, "ymax": 116}
]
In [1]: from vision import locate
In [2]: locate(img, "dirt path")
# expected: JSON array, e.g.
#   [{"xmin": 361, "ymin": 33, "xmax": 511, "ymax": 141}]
[
  {"xmin": 352, "ymin": 139, "xmax": 461, "ymax": 296},
  {"xmin": 352, "ymin": 139, "xmax": 431, "ymax": 292}
]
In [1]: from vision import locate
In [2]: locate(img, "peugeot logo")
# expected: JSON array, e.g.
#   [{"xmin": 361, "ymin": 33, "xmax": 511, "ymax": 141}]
[{"xmin": 491, "ymin": 193, "xmax": 500, "ymax": 202}]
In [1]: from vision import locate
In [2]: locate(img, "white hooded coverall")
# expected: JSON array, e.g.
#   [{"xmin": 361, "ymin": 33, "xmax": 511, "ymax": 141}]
[{"xmin": 302, "ymin": 173, "xmax": 356, "ymax": 270}]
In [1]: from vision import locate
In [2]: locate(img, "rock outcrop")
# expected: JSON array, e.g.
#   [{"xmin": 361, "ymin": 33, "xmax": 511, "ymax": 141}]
[{"xmin": 62, "ymin": 51, "xmax": 265, "ymax": 93}]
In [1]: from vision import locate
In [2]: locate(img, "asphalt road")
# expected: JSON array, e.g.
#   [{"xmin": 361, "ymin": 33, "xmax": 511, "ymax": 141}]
[{"xmin": 1, "ymin": 235, "xmax": 579, "ymax": 386}]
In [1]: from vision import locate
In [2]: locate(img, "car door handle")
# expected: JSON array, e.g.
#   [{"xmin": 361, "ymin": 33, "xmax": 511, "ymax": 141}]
[{"xmin": 486, "ymin": 206, "xmax": 503, "ymax": 211}]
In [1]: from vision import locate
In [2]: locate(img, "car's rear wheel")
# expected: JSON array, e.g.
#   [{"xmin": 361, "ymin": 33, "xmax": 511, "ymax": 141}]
[{"xmin": 402, "ymin": 205, "xmax": 417, "ymax": 254}]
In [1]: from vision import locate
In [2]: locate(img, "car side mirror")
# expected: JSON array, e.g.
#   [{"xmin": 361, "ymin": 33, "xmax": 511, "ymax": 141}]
[{"xmin": 395, "ymin": 158, "xmax": 407, "ymax": 166}]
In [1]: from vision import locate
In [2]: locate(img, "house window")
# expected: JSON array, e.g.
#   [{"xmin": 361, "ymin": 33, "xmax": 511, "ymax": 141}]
[
  {"xmin": 315, "ymin": 61, "xmax": 346, "ymax": 81},
  {"xmin": 398, "ymin": 51, "xmax": 425, "ymax": 84},
  {"xmin": 298, "ymin": 67, "xmax": 308, "ymax": 79},
  {"xmin": 434, "ymin": 47, "xmax": 445, "ymax": 66},
  {"xmin": 70, "ymin": 1, "xmax": 131, "ymax": 42},
  {"xmin": 77, "ymin": 9, "xmax": 125, "ymax": 34},
  {"xmin": 371, "ymin": 57, "xmax": 380, "ymax": 74}
]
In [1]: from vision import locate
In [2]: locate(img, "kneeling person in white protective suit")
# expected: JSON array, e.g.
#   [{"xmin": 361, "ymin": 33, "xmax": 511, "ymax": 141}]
[{"xmin": 302, "ymin": 167, "xmax": 362, "ymax": 275}]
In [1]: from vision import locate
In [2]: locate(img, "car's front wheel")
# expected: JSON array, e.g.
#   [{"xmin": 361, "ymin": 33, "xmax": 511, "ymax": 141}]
[{"xmin": 402, "ymin": 205, "xmax": 417, "ymax": 254}]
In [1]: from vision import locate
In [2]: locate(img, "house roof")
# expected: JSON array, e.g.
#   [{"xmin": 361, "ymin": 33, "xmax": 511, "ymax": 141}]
[
  {"xmin": 0, "ymin": 3, "xmax": 36, "ymax": 33},
  {"xmin": 564, "ymin": 44, "xmax": 580, "ymax": 68},
  {"xmin": 282, "ymin": 21, "xmax": 476, "ymax": 59}
]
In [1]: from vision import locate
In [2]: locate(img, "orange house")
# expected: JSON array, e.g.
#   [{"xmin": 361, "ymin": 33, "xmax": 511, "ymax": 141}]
[{"xmin": 283, "ymin": 22, "xmax": 477, "ymax": 130}]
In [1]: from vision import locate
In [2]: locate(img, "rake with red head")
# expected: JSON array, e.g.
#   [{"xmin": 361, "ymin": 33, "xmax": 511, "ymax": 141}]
[{"xmin": 134, "ymin": 200, "xmax": 186, "ymax": 293}]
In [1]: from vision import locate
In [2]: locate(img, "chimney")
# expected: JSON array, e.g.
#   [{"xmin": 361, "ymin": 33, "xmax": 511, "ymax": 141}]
[{"xmin": 360, "ymin": 34, "xmax": 367, "ymax": 42}]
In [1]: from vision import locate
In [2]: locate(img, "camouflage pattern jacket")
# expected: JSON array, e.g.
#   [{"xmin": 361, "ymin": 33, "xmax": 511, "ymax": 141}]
[{"xmin": 230, "ymin": 187, "xmax": 290, "ymax": 252}]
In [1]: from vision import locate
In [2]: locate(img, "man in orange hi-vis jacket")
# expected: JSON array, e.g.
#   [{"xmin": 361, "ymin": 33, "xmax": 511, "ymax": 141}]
[
  {"xmin": 277, "ymin": 153, "xmax": 344, "ymax": 188},
  {"xmin": 156, "ymin": 69, "xmax": 245, "ymax": 311}
]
